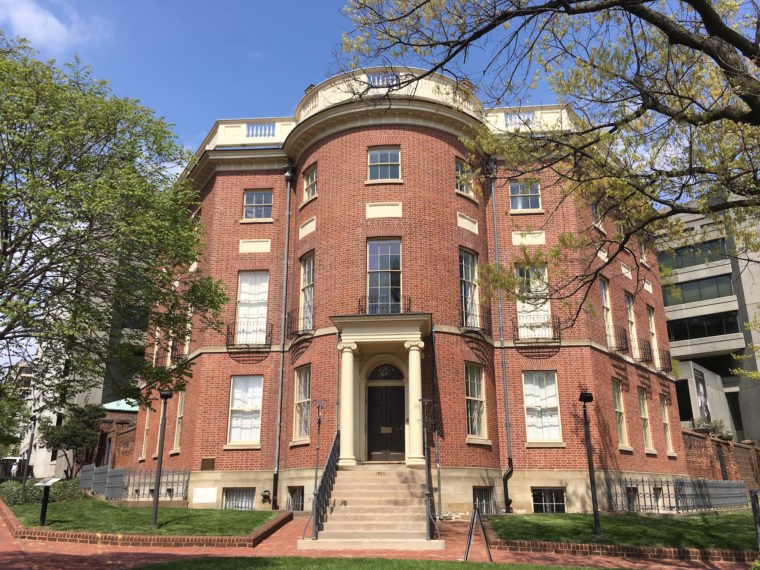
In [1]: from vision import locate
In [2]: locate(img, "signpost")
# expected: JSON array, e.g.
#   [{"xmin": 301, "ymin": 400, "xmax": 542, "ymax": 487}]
[{"xmin": 34, "ymin": 477, "xmax": 62, "ymax": 526}]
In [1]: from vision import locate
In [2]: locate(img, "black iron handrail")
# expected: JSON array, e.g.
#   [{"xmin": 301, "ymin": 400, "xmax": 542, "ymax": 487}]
[
  {"xmin": 658, "ymin": 349, "xmax": 673, "ymax": 372},
  {"xmin": 309, "ymin": 430, "xmax": 339, "ymax": 540},
  {"xmin": 636, "ymin": 338, "xmax": 653, "ymax": 363},
  {"xmin": 226, "ymin": 318, "xmax": 273, "ymax": 350},
  {"xmin": 460, "ymin": 303, "xmax": 492, "ymax": 336},
  {"xmin": 287, "ymin": 304, "xmax": 315, "ymax": 338},
  {"xmin": 608, "ymin": 325, "xmax": 629, "ymax": 353},
  {"xmin": 512, "ymin": 314, "xmax": 561, "ymax": 344},
  {"xmin": 357, "ymin": 295, "xmax": 411, "ymax": 315}
]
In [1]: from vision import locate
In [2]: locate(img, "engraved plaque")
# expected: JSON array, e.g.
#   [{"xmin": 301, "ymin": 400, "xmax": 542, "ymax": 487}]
[{"xmin": 380, "ymin": 426, "xmax": 393, "ymax": 434}]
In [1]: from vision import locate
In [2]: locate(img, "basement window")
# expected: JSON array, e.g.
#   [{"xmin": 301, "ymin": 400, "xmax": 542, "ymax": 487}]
[
  {"xmin": 472, "ymin": 486, "xmax": 497, "ymax": 515},
  {"xmin": 288, "ymin": 486, "xmax": 305, "ymax": 511},
  {"xmin": 223, "ymin": 487, "xmax": 256, "ymax": 511},
  {"xmin": 532, "ymin": 487, "xmax": 566, "ymax": 513}
]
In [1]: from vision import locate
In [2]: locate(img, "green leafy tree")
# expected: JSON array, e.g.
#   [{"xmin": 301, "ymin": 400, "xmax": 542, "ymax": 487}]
[
  {"xmin": 0, "ymin": 33, "xmax": 227, "ymax": 435},
  {"xmin": 38, "ymin": 404, "xmax": 105, "ymax": 478}
]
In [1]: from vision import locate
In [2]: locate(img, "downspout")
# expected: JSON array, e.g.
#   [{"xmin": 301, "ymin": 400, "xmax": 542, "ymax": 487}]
[
  {"xmin": 487, "ymin": 156, "xmax": 514, "ymax": 513},
  {"xmin": 272, "ymin": 162, "xmax": 293, "ymax": 510}
]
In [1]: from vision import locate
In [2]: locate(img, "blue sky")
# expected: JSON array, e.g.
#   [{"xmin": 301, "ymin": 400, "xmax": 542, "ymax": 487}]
[{"xmin": 0, "ymin": 0, "xmax": 556, "ymax": 152}]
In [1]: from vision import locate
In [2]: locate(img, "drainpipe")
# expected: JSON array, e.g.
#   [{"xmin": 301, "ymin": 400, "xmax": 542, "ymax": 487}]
[
  {"xmin": 272, "ymin": 162, "xmax": 294, "ymax": 510},
  {"xmin": 487, "ymin": 156, "xmax": 514, "ymax": 513}
]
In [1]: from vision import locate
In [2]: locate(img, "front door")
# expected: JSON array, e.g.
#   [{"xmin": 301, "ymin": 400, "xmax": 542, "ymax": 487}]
[{"xmin": 367, "ymin": 386, "xmax": 405, "ymax": 461}]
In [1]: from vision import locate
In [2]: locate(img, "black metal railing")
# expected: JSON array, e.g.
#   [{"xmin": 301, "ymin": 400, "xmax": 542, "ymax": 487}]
[
  {"xmin": 170, "ymin": 339, "xmax": 188, "ymax": 364},
  {"xmin": 658, "ymin": 349, "xmax": 672, "ymax": 372},
  {"xmin": 287, "ymin": 304, "xmax": 315, "ymax": 338},
  {"xmin": 512, "ymin": 315, "xmax": 561, "ymax": 344},
  {"xmin": 226, "ymin": 318, "xmax": 273, "ymax": 350},
  {"xmin": 154, "ymin": 345, "xmax": 169, "ymax": 367},
  {"xmin": 311, "ymin": 430, "xmax": 340, "ymax": 539},
  {"xmin": 460, "ymin": 303, "xmax": 492, "ymax": 336},
  {"xmin": 357, "ymin": 295, "xmax": 411, "ymax": 315},
  {"xmin": 79, "ymin": 464, "xmax": 190, "ymax": 502},
  {"xmin": 607, "ymin": 325, "xmax": 629, "ymax": 353},
  {"xmin": 636, "ymin": 338, "xmax": 653, "ymax": 363},
  {"xmin": 608, "ymin": 477, "xmax": 747, "ymax": 513}
]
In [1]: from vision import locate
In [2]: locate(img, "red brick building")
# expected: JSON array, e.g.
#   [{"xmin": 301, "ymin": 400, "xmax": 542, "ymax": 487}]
[{"xmin": 133, "ymin": 69, "xmax": 687, "ymax": 515}]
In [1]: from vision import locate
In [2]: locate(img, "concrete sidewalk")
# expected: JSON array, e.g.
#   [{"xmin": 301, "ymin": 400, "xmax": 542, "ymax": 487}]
[{"xmin": 0, "ymin": 512, "xmax": 753, "ymax": 569}]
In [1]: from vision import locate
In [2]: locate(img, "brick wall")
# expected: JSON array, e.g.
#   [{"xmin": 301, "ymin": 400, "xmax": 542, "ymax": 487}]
[
  {"xmin": 92, "ymin": 410, "xmax": 137, "ymax": 469},
  {"xmin": 682, "ymin": 429, "xmax": 760, "ymax": 487}
]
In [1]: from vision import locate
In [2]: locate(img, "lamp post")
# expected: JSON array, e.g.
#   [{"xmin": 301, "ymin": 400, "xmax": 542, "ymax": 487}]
[
  {"xmin": 579, "ymin": 390, "xmax": 602, "ymax": 537},
  {"xmin": 151, "ymin": 388, "xmax": 173, "ymax": 529},
  {"xmin": 21, "ymin": 414, "xmax": 37, "ymax": 493}
]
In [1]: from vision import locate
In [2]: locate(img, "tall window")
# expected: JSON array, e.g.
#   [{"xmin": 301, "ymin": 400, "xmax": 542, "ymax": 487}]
[
  {"xmin": 243, "ymin": 190, "xmax": 273, "ymax": 219},
  {"xmin": 660, "ymin": 395, "xmax": 673, "ymax": 454},
  {"xmin": 647, "ymin": 307, "xmax": 659, "ymax": 368},
  {"xmin": 367, "ymin": 239, "xmax": 401, "ymax": 314},
  {"xmin": 510, "ymin": 180, "xmax": 541, "ymax": 210},
  {"xmin": 638, "ymin": 387, "xmax": 653, "ymax": 451},
  {"xmin": 638, "ymin": 242, "xmax": 647, "ymax": 263},
  {"xmin": 591, "ymin": 203, "xmax": 602, "ymax": 225},
  {"xmin": 228, "ymin": 376, "xmax": 263, "ymax": 444},
  {"xmin": 625, "ymin": 293, "xmax": 639, "ymax": 358},
  {"xmin": 465, "ymin": 363, "xmax": 485, "ymax": 437},
  {"xmin": 600, "ymin": 277, "xmax": 614, "ymax": 346},
  {"xmin": 300, "ymin": 254, "xmax": 314, "ymax": 330},
  {"xmin": 141, "ymin": 408, "xmax": 150, "ymax": 459},
  {"xmin": 516, "ymin": 265, "xmax": 551, "ymax": 338},
  {"xmin": 460, "ymin": 249, "xmax": 478, "ymax": 327},
  {"xmin": 368, "ymin": 147, "xmax": 400, "ymax": 180},
  {"xmin": 523, "ymin": 371, "xmax": 562, "ymax": 442},
  {"xmin": 294, "ymin": 366, "xmax": 311, "ymax": 440},
  {"xmin": 236, "ymin": 271, "xmax": 269, "ymax": 344},
  {"xmin": 304, "ymin": 164, "xmax": 317, "ymax": 201},
  {"xmin": 612, "ymin": 379, "xmax": 629, "ymax": 447},
  {"xmin": 155, "ymin": 401, "xmax": 165, "ymax": 452},
  {"xmin": 173, "ymin": 391, "xmax": 185, "ymax": 450},
  {"xmin": 456, "ymin": 159, "xmax": 472, "ymax": 196}
]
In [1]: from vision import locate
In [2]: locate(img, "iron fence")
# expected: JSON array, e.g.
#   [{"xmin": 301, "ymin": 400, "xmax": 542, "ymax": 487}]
[
  {"xmin": 79, "ymin": 464, "xmax": 190, "ymax": 501},
  {"xmin": 79, "ymin": 464, "xmax": 94, "ymax": 490},
  {"xmin": 608, "ymin": 477, "xmax": 747, "ymax": 513}
]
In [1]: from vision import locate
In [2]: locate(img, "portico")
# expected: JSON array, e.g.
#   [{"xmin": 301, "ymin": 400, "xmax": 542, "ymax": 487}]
[{"xmin": 331, "ymin": 313, "xmax": 431, "ymax": 467}]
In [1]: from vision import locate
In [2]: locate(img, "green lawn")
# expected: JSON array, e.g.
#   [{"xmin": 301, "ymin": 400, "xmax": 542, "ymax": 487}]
[
  {"xmin": 10, "ymin": 499, "xmax": 275, "ymax": 536},
  {"xmin": 139, "ymin": 558, "xmax": 600, "ymax": 570},
  {"xmin": 489, "ymin": 511, "xmax": 758, "ymax": 551}
]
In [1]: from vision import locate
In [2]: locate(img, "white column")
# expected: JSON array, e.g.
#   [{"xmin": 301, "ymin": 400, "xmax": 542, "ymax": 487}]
[
  {"xmin": 338, "ymin": 342, "xmax": 358, "ymax": 466},
  {"xmin": 405, "ymin": 340, "xmax": 425, "ymax": 466}
]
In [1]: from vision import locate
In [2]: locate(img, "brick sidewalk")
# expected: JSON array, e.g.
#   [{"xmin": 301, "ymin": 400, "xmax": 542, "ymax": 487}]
[{"xmin": 0, "ymin": 513, "xmax": 753, "ymax": 569}]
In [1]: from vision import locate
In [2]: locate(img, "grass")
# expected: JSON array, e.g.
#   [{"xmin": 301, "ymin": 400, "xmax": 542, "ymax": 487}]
[
  {"xmin": 10, "ymin": 498, "xmax": 275, "ymax": 536},
  {"xmin": 139, "ymin": 558, "xmax": 600, "ymax": 570},
  {"xmin": 489, "ymin": 511, "xmax": 758, "ymax": 551}
]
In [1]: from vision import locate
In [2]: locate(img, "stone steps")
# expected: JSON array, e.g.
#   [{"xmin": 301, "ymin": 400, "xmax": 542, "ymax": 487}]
[{"xmin": 297, "ymin": 538, "xmax": 446, "ymax": 551}]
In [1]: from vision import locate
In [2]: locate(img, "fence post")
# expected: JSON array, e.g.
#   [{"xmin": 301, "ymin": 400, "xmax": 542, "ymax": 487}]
[{"xmin": 751, "ymin": 490, "xmax": 760, "ymax": 553}]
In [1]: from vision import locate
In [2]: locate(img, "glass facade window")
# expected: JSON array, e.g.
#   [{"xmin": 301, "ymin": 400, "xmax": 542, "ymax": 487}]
[
  {"xmin": 666, "ymin": 311, "xmax": 740, "ymax": 341},
  {"xmin": 662, "ymin": 274, "xmax": 733, "ymax": 306},
  {"xmin": 510, "ymin": 181, "xmax": 541, "ymax": 210},
  {"xmin": 657, "ymin": 239, "xmax": 727, "ymax": 270},
  {"xmin": 465, "ymin": 363, "xmax": 485, "ymax": 437},
  {"xmin": 368, "ymin": 147, "xmax": 400, "ymax": 180},
  {"xmin": 367, "ymin": 239, "xmax": 401, "ymax": 314},
  {"xmin": 243, "ymin": 190, "xmax": 273, "ymax": 219}
]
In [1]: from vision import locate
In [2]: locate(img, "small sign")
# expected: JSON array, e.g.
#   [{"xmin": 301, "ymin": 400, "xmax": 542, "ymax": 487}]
[
  {"xmin": 380, "ymin": 426, "xmax": 393, "ymax": 434},
  {"xmin": 35, "ymin": 477, "xmax": 62, "ymax": 487}
]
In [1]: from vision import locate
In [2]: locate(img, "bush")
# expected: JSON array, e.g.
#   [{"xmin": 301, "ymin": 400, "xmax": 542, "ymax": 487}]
[
  {"xmin": 50, "ymin": 478, "xmax": 84, "ymax": 502},
  {"xmin": 0, "ymin": 478, "xmax": 83, "ymax": 504},
  {"xmin": 752, "ymin": 559, "xmax": 760, "ymax": 570}
]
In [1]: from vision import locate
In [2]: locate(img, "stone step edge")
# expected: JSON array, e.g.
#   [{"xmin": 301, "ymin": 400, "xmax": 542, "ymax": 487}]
[{"xmin": 297, "ymin": 538, "xmax": 446, "ymax": 551}]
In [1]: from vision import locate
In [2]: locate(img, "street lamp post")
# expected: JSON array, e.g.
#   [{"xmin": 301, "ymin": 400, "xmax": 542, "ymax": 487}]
[
  {"xmin": 21, "ymin": 414, "xmax": 37, "ymax": 493},
  {"xmin": 579, "ymin": 390, "xmax": 602, "ymax": 537},
  {"xmin": 151, "ymin": 388, "xmax": 173, "ymax": 529}
]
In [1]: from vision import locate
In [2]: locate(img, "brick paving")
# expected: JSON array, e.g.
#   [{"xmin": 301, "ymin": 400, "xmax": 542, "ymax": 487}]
[{"xmin": 0, "ymin": 513, "xmax": 754, "ymax": 569}]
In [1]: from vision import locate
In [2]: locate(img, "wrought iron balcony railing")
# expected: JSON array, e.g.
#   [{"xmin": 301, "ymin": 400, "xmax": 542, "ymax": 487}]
[
  {"xmin": 287, "ymin": 304, "xmax": 315, "ymax": 339},
  {"xmin": 608, "ymin": 325, "xmax": 629, "ymax": 353},
  {"xmin": 636, "ymin": 338, "xmax": 653, "ymax": 363},
  {"xmin": 357, "ymin": 295, "xmax": 411, "ymax": 315},
  {"xmin": 658, "ymin": 349, "xmax": 673, "ymax": 372},
  {"xmin": 512, "ymin": 314, "xmax": 561, "ymax": 344},
  {"xmin": 170, "ymin": 340, "xmax": 188, "ymax": 364},
  {"xmin": 459, "ymin": 302, "xmax": 492, "ymax": 336},
  {"xmin": 226, "ymin": 317, "xmax": 273, "ymax": 351},
  {"xmin": 154, "ymin": 346, "xmax": 169, "ymax": 367}
]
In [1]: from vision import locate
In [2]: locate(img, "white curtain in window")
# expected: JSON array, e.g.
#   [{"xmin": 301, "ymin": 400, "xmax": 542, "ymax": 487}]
[
  {"xmin": 229, "ymin": 376, "xmax": 263, "ymax": 443},
  {"xmin": 524, "ymin": 371, "xmax": 561, "ymax": 441},
  {"xmin": 237, "ymin": 272, "xmax": 268, "ymax": 343},
  {"xmin": 516, "ymin": 266, "xmax": 552, "ymax": 339}
]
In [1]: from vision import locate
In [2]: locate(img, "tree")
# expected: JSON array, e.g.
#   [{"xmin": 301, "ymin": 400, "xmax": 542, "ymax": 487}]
[
  {"xmin": 38, "ymin": 404, "xmax": 105, "ymax": 478},
  {"xmin": 0, "ymin": 33, "xmax": 227, "ymax": 434},
  {"xmin": 341, "ymin": 0, "xmax": 760, "ymax": 318}
]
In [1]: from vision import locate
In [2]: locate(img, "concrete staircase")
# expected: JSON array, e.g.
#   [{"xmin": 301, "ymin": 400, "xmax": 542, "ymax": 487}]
[{"xmin": 297, "ymin": 463, "xmax": 444, "ymax": 550}]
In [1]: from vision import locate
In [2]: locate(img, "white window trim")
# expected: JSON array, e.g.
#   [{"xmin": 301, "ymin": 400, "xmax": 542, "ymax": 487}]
[
  {"xmin": 300, "ymin": 253, "xmax": 314, "ymax": 331},
  {"xmin": 293, "ymin": 366, "xmax": 311, "ymax": 441},
  {"xmin": 612, "ymin": 379, "xmax": 629, "ymax": 449},
  {"xmin": 153, "ymin": 401, "xmax": 165, "ymax": 458},
  {"xmin": 600, "ymin": 278, "xmax": 614, "ymax": 347},
  {"xmin": 366, "ymin": 146, "xmax": 402, "ymax": 183},
  {"xmin": 235, "ymin": 271, "xmax": 269, "ymax": 345},
  {"xmin": 366, "ymin": 239, "xmax": 403, "ymax": 311},
  {"xmin": 242, "ymin": 189, "xmax": 273, "ymax": 221},
  {"xmin": 638, "ymin": 387, "xmax": 655, "ymax": 453},
  {"xmin": 465, "ymin": 362, "xmax": 486, "ymax": 438},
  {"xmin": 460, "ymin": 249, "xmax": 479, "ymax": 327},
  {"xmin": 303, "ymin": 164, "xmax": 317, "ymax": 202},
  {"xmin": 509, "ymin": 180, "xmax": 542, "ymax": 212},
  {"xmin": 660, "ymin": 394, "xmax": 674, "ymax": 455},
  {"xmin": 140, "ymin": 407, "xmax": 150, "ymax": 460},
  {"xmin": 647, "ymin": 306, "xmax": 659, "ymax": 369},
  {"xmin": 522, "ymin": 371, "xmax": 563, "ymax": 444},
  {"xmin": 626, "ymin": 293, "xmax": 639, "ymax": 359},
  {"xmin": 455, "ymin": 158, "xmax": 473, "ymax": 197},
  {"xmin": 172, "ymin": 391, "xmax": 185, "ymax": 452},
  {"xmin": 227, "ymin": 375, "xmax": 263, "ymax": 447}
]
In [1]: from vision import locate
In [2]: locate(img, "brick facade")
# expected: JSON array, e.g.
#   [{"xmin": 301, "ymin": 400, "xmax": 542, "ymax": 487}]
[{"xmin": 682, "ymin": 429, "xmax": 760, "ymax": 487}]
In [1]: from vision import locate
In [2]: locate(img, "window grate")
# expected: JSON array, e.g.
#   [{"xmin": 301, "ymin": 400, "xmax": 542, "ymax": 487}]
[
  {"xmin": 287, "ymin": 486, "xmax": 305, "ymax": 511},
  {"xmin": 472, "ymin": 486, "xmax": 497, "ymax": 514},
  {"xmin": 532, "ymin": 487, "xmax": 566, "ymax": 513},
  {"xmin": 223, "ymin": 487, "xmax": 256, "ymax": 511}
]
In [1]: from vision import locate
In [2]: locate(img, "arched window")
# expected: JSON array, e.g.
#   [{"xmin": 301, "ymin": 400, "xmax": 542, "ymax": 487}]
[{"xmin": 368, "ymin": 364, "xmax": 403, "ymax": 381}]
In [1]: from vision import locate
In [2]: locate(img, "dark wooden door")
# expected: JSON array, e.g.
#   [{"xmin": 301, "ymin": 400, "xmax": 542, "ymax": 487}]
[{"xmin": 367, "ymin": 386, "xmax": 405, "ymax": 461}]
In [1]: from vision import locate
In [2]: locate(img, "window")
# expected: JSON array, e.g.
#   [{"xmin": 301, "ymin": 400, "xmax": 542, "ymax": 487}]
[
  {"xmin": 228, "ymin": 375, "xmax": 263, "ymax": 444},
  {"xmin": 288, "ymin": 486, "xmax": 305, "ymax": 511},
  {"xmin": 155, "ymin": 400, "xmax": 165, "ymax": 452},
  {"xmin": 660, "ymin": 395, "xmax": 673, "ymax": 454},
  {"xmin": 368, "ymin": 147, "xmax": 400, "ymax": 180},
  {"xmin": 367, "ymin": 239, "xmax": 401, "ymax": 314},
  {"xmin": 638, "ymin": 242, "xmax": 647, "ymax": 262},
  {"xmin": 600, "ymin": 277, "xmax": 614, "ymax": 346},
  {"xmin": 612, "ymin": 379, "xmax": 629, "ymax": 447},
  {"xmin": 243, "ymin": 190, "xmax": 273, "ymax": 220},
  {"xmin": 666, "ymin": 311, "xmax": 740, "ymax": 341},
  {"xmin": 173, "ymin": 391, "xmax": 185, "ymax": 450},
  {"xmin": 472, "ymin": 486, "xmax": 497, "ymax": 514},
  {"xmin": 657, "ymin": 239, "xmax": 728, "ymax": 270},
  {"xmin": 647, "ymin": 307, "xmax": 659, "ymax": 368},
  {"xmin": 516, "ymin": 265, "xmax": 551, "ymax": 339},
  {"xmin": 300, "ymin": 254, "xmax": 314, "ymax": 330},
  {"xmin": 459, "ymin": 249, "xmax": 478, "ymax": 327},
  {"xmin": 236, "ymin": 271, "xmax": 269, "ymax": 344},
  {"xmin": 638, "ymin": 387, "xmax": 653, "ymax": 451},
  {"xmin": 303, "ymin": 164, "xmax": 317, "ymax": 201},
  {"xmin": 591, "ymin": 203, "xmax": 602, "ymax": 225},
  {"xmin": 465, "ymin": 363, "xmax": 485, "ymax": 437},
  {"xmin": 662, "ymin": 274, "xmax": 733, "ymax": 306},
  {"xmin": 509, "ymin": 180, "xmax": 540, "ymax": 210},
  {"xmin": 532, "ymin": 488, "xmax": 566, "ymax": 513},
  {"xmin": 455, "ymin": 159, "xmax": 472, "ymax": 196},
  {"xmin": 223, "ymin": 487, "xmax": 255, "ymax": 511},
  {"xmin": 625, "ymin": 293, "xmax": 639, "ymax": 358},
  {"xmin": 523, "ymin": 371, "xmax": 562, "ymax": 442},
  {"xmin": 141, "ymin": 408, "xmax": 150, "ymax": 459},
  {"xmin": 294, "ymin": 366, "xmax": 311, "ymax": 440}
]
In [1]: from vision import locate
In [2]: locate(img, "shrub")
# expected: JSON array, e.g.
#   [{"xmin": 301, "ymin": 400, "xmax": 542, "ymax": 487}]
[
  {"xmin": 50, "ymin": 478, "xmax": 84, "ymax": 502},
  {"xmin": 0, "ymin": 478, "xmax": 83, "ymax": 504},
  {"xmin": 752, "ymin": 559, "xmax": 760, "ymax": 570}
]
